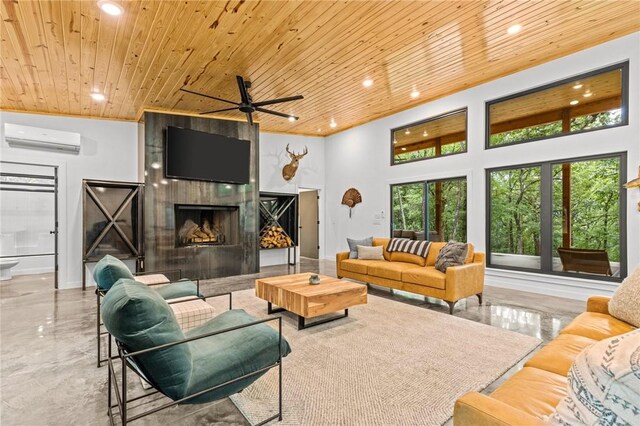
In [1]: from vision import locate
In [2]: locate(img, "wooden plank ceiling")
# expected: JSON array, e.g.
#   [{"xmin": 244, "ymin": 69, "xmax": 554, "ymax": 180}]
[{"xmin": 1, "ymin": 1, "xmax": 639, "ymax": 136}]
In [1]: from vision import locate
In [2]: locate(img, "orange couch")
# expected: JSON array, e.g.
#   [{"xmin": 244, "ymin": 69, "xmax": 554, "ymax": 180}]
[
  {"xmin": 336, "ymin": 238, "xmax": 485, "ymax": 314},
  {"xmin": 453, "ymin": 296, "xmax": 637, "ymax": 425}
]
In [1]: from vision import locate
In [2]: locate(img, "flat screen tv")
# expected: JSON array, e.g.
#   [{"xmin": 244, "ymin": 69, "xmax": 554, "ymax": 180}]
[{"xmin": 165, "ymin": 126, "xmax": 251, "ymax": 184}]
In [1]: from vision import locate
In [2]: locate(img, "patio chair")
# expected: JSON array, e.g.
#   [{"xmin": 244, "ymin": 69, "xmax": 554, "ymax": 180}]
[
  {"xmin": 102, "ymin": 278, "xmax": 291, "ymax": 425},
  {"xmin": 557, "ymin": 247, "xmax": 613, "ymax": 276},
  {"xmin": 93, "ymin": 255, "xmax": 217, "ymax": 366}
]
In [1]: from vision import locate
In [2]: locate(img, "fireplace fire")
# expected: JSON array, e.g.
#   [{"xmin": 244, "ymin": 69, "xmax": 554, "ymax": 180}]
[
  {"xmin": 174, "ymin": 204, "xmax": 239, "ymax": 248},
  {"xmin": 178, "ymin": 219, "xmax": 225, "ymax": 245}
]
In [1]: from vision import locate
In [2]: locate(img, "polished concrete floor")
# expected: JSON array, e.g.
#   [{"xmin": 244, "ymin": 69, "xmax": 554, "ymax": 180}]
[{"xmin": 0, "ymin": 259, "xmax": 584, "ymax": 425}]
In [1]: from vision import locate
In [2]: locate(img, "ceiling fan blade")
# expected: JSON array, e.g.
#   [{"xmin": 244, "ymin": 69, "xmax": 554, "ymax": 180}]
[
  {"xmin": 180, "ymin": 88, "xmax": 239, "ymax": 106},
  {"xmin": 199, "ymin": 107, "xmax": 239, "ymax": 114},
  {"xmin": 255, "ymin": 107, "xmax": 297, "ymax": 120},
  {"xmin": 236, "ymin": 76, "xmax": 251, "ymax": 104},
  {"xmin": 252, "ymin": 95, "xmax": 304, "ymax": 108},
  {"xmin": 246, "ymin": 112, "xmax": 254, "ymax": 126}
]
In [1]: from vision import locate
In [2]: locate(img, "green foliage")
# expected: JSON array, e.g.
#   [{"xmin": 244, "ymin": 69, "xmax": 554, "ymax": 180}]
[
  {"xmin": 552, "ymin": 158, "xmax": 620, "ymax": 261},
  {"xmin": 394, "ymin": 140, "xmax": 466, "ymax": 163},
  {"xmin": 490, "ymin": 167, "xmax": 541, "ymax": 256},
  {"xmin": 392, "ymin": 178, "xmax": 467, "ymax": 242},
  {"xmin": 489, "ymin": 111, "xmax": 621, "ymax": 147}
]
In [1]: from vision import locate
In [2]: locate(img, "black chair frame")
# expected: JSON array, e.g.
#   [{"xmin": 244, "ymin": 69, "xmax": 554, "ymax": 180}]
[
  {"xmin": 107, "ymin": 313, "xmax": 283, "ymax": 425},
  {"xmin": 96, "ymin": 269, "xmax": 208, "ymax": 367}
]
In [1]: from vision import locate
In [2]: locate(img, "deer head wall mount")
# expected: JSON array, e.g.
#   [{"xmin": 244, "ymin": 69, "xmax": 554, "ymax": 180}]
[{"xmin": 282, "ymin": 144, "xmax": 308, "ymax": 181}]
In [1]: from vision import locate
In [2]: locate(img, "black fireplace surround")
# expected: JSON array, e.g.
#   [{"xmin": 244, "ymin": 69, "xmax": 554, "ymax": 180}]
[{"xmin": 143, "ymin": 111, "xmax": 259, "ymax": 280}]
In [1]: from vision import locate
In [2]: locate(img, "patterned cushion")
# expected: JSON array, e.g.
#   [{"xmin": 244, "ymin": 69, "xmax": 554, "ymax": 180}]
[
  {"xmin": 548, "ymin": 329, "xmax": 640, "ymax": 426},
  {"xmin": 609, "ymin": 266, "xmax": 640, "ymax": 328},
  {"xmin": 387, "ymin": 238, "xmax": 431, "ymax": 258},
  {"xmin": 435, "ymin": 242, "xmax": 469, "ymax": 272},
  {"xmin": 347, "ymin": 236, "xmax": 373, "ymax": 259},
  {"xmin": 170, "ymin": 299, "xmax": 216, "ymax": 331}
]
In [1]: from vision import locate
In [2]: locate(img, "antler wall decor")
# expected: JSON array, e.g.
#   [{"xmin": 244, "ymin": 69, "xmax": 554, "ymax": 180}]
[
  {"xmin": 341, "ymin": 188, "xmax": 362, "ymax": 218},
  {"xmin": 282, "ymin": 144, "xmax": 308, "ymax": 181}
]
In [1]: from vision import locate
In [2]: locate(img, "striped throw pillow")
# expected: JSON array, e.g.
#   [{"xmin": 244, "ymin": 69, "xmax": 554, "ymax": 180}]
[{"xmin": 387, "ymin": 238, "xmax": 431, "ymax": 258}]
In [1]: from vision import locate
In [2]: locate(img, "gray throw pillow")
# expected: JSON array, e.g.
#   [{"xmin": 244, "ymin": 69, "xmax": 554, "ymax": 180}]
[
  {"xmin": 347, "ymin": 236, "xmax": 373, "ymax": 259},
  {"xmin": 435, "ymin": 242, "xmax": 469, "ymax": 272}
]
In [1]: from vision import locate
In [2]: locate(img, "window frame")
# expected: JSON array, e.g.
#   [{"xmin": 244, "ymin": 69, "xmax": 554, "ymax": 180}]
[
  {"xmin": 485, "ymin": 152, "xmax": 627, "ymax": 282},
  {"xmin": 389, "ymin": 175, "xmax": 468, "ymax": 242},
  {"xmin": 390, "ymin": 107, "xmax": 468, "ymax": 166},
  {"xmin": 485, "ymin": 61, "xmax": 629, "ymax": 150}
]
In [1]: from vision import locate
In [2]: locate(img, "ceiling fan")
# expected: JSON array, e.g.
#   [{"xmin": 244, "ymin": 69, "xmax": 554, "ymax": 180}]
[{"xmin": 180, "ymin": 76, "xmax": 303, "ymax": 126}]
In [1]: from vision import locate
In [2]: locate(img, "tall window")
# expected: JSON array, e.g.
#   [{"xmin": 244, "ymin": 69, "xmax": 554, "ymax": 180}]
[
  {"xmin": 487, "ymin": 154, "xmax": 626, "ymax": 280},
  {"xmin": 391, "ymin": 177, "xmax": 467, "ymax": 242},
  {"xmin": 391, "ymin": 109, "xmax": 467, "ymax": 165},
  {"xmin": 486, "ymin": 62, "xmax": 628, "ymax": 148},
  {"xmin": 489, "ymin": 166, "xmax": 542, "ymax": 269}
]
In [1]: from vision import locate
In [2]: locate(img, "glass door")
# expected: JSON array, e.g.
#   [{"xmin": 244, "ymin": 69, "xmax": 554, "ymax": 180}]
[{"xmin": 0, "ymin": 162, "xmax": 58, "ymax": 288}]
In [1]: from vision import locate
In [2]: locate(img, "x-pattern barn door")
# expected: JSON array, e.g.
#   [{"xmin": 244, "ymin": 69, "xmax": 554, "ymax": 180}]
[{"xmin": 82, "ymin": 179, "xmax": 144, "ymax": 290}]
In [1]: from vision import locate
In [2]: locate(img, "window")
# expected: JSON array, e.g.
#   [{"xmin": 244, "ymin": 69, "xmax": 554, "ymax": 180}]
[
  {"xmin": 391, "ymin": 109, "xmax": 467, "ymax": 165},
  {"xmin": 487, "ymin": 62, "xmax": 628, "ymax": 148},
  {"xmin": 487, "ymin": 154, "xmax": 626, "ymax": 280},
  {"xmin": 488, "ymin": 166, "xmax": 542, "ymax": 269},
  {"xmin": 391, "ymin": 177, "xmax": 467, "ymax": 242}
]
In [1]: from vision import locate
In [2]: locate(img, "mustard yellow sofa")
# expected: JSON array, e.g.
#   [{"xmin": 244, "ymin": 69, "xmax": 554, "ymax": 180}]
[
  {"xmin": 336, "ymin": 238, "xmax": 485, "ymax": 314},
  {"xmin": 453, "ymin": 296, "xmax": 637, "ymax": 425}
]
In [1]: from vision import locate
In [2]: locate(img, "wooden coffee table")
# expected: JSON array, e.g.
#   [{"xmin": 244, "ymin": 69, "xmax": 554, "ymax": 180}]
[{"xmin": 255, "ymin": 273, "xmax": 367, "ymax": 330}]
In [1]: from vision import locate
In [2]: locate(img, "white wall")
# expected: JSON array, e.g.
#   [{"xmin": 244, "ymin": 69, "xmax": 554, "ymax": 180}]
[
  {"xmin": 259, "ymin": 132, "xmax": 325, "ymax": 266},
  {"xmin": 324, "ymin": 33, "xmax": 640, "ymax": 300},
  {"xmin": 0, "ymin": 112, "xmax": 139, "ymax": 288}
]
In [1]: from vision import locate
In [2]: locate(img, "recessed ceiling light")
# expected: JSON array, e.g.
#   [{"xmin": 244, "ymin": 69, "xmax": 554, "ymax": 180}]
[
  {"xmin": 570, "ymin": 100, "xmax": 579, "ymax": 106},
  {"xmin": 152, "ymin": 183, "xmax": 158, "ymax": 188},
  {"xmin": 362, "ymin": 78, "xmax": 373, "ymax": 88},
  {"xmin": 393, "ymin": 139, "xmax": 397, "ymax": 144},
  {"xmin": 90, "ymin": 92, "xmax": 105, "ymax": 101},
  {"xmin": 404, "ymin": 129, "xmax": 410, "ymax": 135},
  {"xmin": 572, "ymin": 83, "xmax": 583, "ymax": 89},
  {"xmin": 330, "ymin": 120, "xmax": 337, "ymax": 128},
  {"xmin": 316, "ymin": 128, "xmax": 321, "ymax": 132},
  {"xmin": 225, "ymin": 184, "xmax": 232, "ymax": 189},
  {"xmin": 422, "ymin": 130, "xmax": 428, "ymax": 137},
  {"xmin": 410, "ymin": 89, "xmax": 420, "ymax": 99},
  {"xmin": 151, "ymin": 162, "xmax": 161, "ymax": 169},
  {"xmin": 160, "ymin": 179, "xmax": 168, "ymax": 185},
  {"xmin": 507, "ymin": 24, "xmax": 522, "ymax": 35},
  {"xmin": 288, "ymin": 116, "xmax": 296, "ymax": 122},
  {"xmin": 97, "ymin": 0, "xmax": 124, "ymax": 16},
  {"xmin": 172, "ymin": 179, "xmax": 179, "ymax": 182},
  {"xmin": 401, "ymin": 147, "xmax": 407, "ymax": 151},
  {"xmin": 583, "ymin": 91, "xmax": 593, "ymax": 98}
]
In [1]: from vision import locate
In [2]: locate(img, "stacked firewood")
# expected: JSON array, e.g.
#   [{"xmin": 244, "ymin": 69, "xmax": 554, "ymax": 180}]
[
  {"xmin": 260, "ymin": 226, "xmax": 293, "ymax": 248},
  {"xmin": 179, "ymin": 219, "xmax": 224, "ymax": 244}
]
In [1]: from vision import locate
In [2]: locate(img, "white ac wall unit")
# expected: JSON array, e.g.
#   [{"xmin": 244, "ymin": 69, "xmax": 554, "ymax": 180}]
[{"xmin": 4, "ymin": 123, "xmax": 81, "ymax": 154}]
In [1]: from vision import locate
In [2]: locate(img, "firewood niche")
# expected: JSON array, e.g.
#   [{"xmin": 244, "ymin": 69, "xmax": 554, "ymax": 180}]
[
  {"xmin": 259, "ymin": 192, "xmax": 298, "ymax": 249},
  {"xmin": 174, "ymin": 204, "xmax": 239, "ymax": 248}
]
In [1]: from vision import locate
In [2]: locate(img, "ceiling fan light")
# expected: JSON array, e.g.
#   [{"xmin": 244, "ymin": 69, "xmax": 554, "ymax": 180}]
[
  {"xmin": 362, "ymin": 78, "xmax": 373, "ymax": 88},
  {"xmin": 330, "ymin": 120, "xmax": 337, "ymax": 128},
  {"xmin": 288, "ymin": 116, "xmax": 296, "ymax": 122},
  {"xmin": 410, "ymin": 90, "xmax": 420, "ymax": 99}
]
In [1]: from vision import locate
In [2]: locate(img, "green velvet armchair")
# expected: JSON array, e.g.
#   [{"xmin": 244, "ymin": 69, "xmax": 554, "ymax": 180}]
[
  {"xmin": 101, "ymin": 278, "xmax": 291, "ymax": 425},
  {"xmin": 93, "ymin": 254, "xmax": 203, "ymax": 366}
]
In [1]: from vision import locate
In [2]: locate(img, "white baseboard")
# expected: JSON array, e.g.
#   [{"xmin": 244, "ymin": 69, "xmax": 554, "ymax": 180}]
[
  {"xmin": 485, "ymin": 268, "xmax": 618, "ymax": 301},
  {"xmin": 12, "ymin": 267, "xmax": 55, "ymax": 275}
]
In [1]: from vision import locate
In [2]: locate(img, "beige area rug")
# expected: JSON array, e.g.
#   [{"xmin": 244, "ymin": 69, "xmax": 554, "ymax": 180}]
[{"xmin": 228, "ymin": 289, "xmax": 541, "ymax": 426}]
